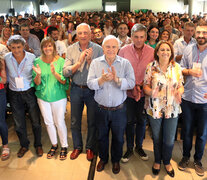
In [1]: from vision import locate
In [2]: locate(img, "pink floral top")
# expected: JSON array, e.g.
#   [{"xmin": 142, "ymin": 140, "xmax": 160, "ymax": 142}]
[{"xmin": 144, "ymin": 60, "xmax": 184, "ymax": 119}]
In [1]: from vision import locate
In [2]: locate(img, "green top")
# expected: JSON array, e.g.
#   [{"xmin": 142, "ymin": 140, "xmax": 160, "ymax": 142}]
[
  {"xmin": 31, "ymin": 57, "xmax": 69, "ymax": 102},
  {"xmin": 145, "ymin": 40, "xmax": 157, "ymax": 49}
]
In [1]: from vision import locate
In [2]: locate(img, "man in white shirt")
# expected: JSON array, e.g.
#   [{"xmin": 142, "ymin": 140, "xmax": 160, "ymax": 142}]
[{"xmin": 48, "ymin": 27, "xmax": 67, "ymax": 59}]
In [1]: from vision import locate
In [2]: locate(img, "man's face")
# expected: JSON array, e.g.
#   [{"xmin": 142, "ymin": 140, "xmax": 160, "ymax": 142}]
[
  {"xmin": 117, "ymin": 24, "xmax": 129, "ymax": 37},
  {"xmin": 93, "ymin": 28, "xmax": 103, "ymax": 40},
  {"xmin": 50, "ymin": 30, "xmax": 59, "ymax": 41},
  {"xmin": 184, "ymin": 26, "xmax": 195, "ymax": 39},
  {"xmin": 195, "ymin": 26, "xmax": 207, "ymax": 46},
  {"xmin": 76, "ymin": 25, "xmax": 91, "ymax": 45},
  {"xmin": 102, "ymin": 39, "xmax": 119, "ymax": 61},
  {"xmin": 9, "ymin": 43, "xmax": 24, "ymax": 58},
  {"xmin": 19, "ymin": 26, "xmax": 30, "ymax": 39},
  {"xmin": 56, "ymin": 15, "xmax": 61, "ymax": 23},
  {"xmin": 34, "ymin": 22, "xmax": 40, "ymax": 31},
  {"xmin": 131, "ymin": 31, "xmax": 147, "ymax": 49},
  {"xmin": 50, "ymin": 18, "xmax": 57, "ymax": 26}
]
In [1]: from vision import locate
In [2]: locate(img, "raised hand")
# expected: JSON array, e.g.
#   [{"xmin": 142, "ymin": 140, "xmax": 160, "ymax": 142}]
[
  {"xmin": 32, "ymin": 64, "xmax": 41, "ymax": 75},
  {"xmin": 50, "ymin": 62, "xmax": 56, "ymax": 75}
]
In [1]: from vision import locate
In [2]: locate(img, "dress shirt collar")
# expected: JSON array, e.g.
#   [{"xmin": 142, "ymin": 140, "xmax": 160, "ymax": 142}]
[
  {"xmin": 78, "ymin": 41, "xmax": 93, "ymax": 51},
  {"xmin": 100, "ymin": 55, "xmax": 121, "ymax": 64},
  {"xmin": 9, "ymin": 50, "xmax": 28, "ymax": 63},
  {"xmin": 131, "ymin": 43, "xmax": 148, "ymax": 54}
]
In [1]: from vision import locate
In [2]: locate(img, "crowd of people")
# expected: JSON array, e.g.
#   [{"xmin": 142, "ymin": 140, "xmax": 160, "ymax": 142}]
[{"xmin": 0, "ymin": 9, "xmax": 207, "ymax": 178}]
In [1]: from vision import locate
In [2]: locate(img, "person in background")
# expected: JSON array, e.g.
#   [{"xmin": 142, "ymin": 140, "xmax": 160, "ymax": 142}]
[
  {"xmin": 143, "ymin": 40, "xmax": 184, "ymax": 178},
  {"xmin": 145, "ymin": 24, "xmax": 159, "ymax": 49},
  {"xmin": 32, "ymin": 37, "xmax": 69, "ymax": 160},
  {"xmin": 174, "ymin": 22, "xmax": 196, "ymax": 63},
  {"xmin": 30, "ymin": 21, "xmax": 44, "ymax": 42},
  {"xmin": 0, "ymin": 26, "xmax": 11, "ymax": 46},
  {"xmin": 0, "ymin": 57, "xmax": 10, "ymax": 161},
  {"xmin": 87, "ymin": 35, "xmax": 135, "ymax": 174},
  {"xmin": 159, "ymin": 30, "xmax": 171, "ymax": 43}
]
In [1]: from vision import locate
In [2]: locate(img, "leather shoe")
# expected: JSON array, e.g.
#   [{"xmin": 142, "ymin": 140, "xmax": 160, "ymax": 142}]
[
  {"xmin": 17, "ymin": 147, "xmax": 28, "ymax": 158},
  {"xmin": 112, "ymin": 162, "xmax": 120, "ymax": 174},
  {"xmin": 97, "ymin": 160, "xmax": 106, "ymax": 172},
  {"xmin": 70, "ymin": 149, "xmax": 82, "ymax": 160},
  {"xmin": 86, "ymin": 149, "xmax": 94, "ymax": 161},
  {"xmin": 36, "ymin": 146, "xmax": 43, "ymax": 157},
  {"xmin": 165, "ymin": 165, "xmax": 175, "ymax": 177},
  {"xmin": 152, "ymin": 166, "xmax": 160, "ymax": 175}
]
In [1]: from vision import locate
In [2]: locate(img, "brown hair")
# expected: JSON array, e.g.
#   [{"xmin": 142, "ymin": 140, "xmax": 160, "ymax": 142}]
[
  {"xmin": 159, "ymin": 30, "xmax": 170, "ymax": 41},
  {"xmin": 154, "ymin": 40, "xmax": 175, "ymax": 63},
  {"xmin": 40, "ymin": 37, "xmax": 57, "ymax": 57}
]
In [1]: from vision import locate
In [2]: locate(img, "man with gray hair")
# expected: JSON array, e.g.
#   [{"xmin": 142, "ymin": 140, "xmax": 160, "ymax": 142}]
[
  {"xmin": 119, "ymin": 23, "xmax": 154, "ymax": 163},
  {"xmin": 4, "ymin": 35, "xmax": 43, "ymax": 158},
  {"xmin": 63, "ymin": 23, "xmax": 103, "ymax": 161},
  {"xmin": 87, "ymin": 35, "xmax": 135, "ymax": 174}
]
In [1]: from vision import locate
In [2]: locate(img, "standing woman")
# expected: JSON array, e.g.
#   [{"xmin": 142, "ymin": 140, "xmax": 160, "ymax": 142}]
[
  {"xmin": 0, "ymin": 26, "xmax": 11, "ymax": 46},
  {"xmin": 145, "ymin": 24, "xmax": 159, "ymax": 49},
  {"xmin": 0, "ymin": 58, "xmax": 10, "ymax": 161},
  {"xmin": 32, "ymin": 37, "xmax": 69, "ymax": 160},
  {"xmin": 143, "ymin": 41, "xmax": 184, "ymax": 177}
]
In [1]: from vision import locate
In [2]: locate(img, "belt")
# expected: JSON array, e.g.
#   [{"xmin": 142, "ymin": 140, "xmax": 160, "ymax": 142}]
[
  {"xmin": 98, "ymin": 102, "xmax": 124, "ymax": 111},
  {"xmin": 73, "ymin": 83, "xmax": 88, "ymax": 89}
]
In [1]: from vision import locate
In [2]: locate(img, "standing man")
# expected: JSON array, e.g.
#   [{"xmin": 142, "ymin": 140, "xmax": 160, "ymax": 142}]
[
  {"xmin": 30, "ymin": 20, "xmax": 44, "ymax": 42},
  {"xmin": 63, "ymin": 23, "xmax": 103, "ymax": 161},
  {"xmin": 93, "ymin": 28, "xmax": 104, "ymax": 46},
  {"xmin": 5, "ymin": 35, "xmax": 43, "ymax": 158},
  {"xmin": 174, "ymin": 22, "xmax": 196, "ymax": 63},
  {"xmin": 87, "ymin": 35, "xmax": 135, "ymax": 174},
  {"xmin": 178, "ymin": 23, "xmax": 207, "ymax": 177},
  {"xmin": 119, "ymin": 24, "xmax": 154, "ymax": 162},
  {"xmin": 19, "ymin": 23, "xmax": 41, "ymax": 57}
]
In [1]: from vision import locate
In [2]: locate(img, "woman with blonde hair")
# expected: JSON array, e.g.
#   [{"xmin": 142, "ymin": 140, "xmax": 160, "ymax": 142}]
[{"xmin": 32, "ymin": 37, "xmax": 69, "ymax": 160}]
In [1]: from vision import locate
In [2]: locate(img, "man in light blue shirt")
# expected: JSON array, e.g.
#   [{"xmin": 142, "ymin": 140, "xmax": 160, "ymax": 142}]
[
  {"xmin": 178, "ymin": 23, "xmax": 207, "ymax": 177},
  {"xmin": 174, "ymin": 22, "xmax": 196, "ymax": 63},
  {"xmin": 5, "ymin": 35, "xmax": 42, "ymax": 158},
  {"xmin": 87, "ymin": 35, "xmax": 135, "ymax": 174}
]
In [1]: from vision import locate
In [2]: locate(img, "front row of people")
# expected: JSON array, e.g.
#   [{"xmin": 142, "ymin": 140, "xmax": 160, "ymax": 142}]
[{"xmin": 0, "ymin": 23, "xmax": 207, "ymax": 178}]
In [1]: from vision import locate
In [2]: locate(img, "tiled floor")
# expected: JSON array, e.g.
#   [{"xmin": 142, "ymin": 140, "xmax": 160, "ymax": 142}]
[{"xmin": 1, "ymin": 103, "xmax": 207, "ymax": 180}]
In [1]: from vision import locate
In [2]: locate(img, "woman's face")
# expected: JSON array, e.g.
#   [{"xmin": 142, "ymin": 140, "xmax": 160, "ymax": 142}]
[
  {"xmin": 43, "ymin": 43, "xmax": 54, "ymax": 56},
  {"xmin": 149, "ymin": 27, "xmax": 159, "ymax": 41},
  {"xmin": 161, "ymin": 31, "xmax": 170, "ymax": 41},
  {"xmin": 6, "ymin": 20, "xmax": 10, "ymax": 26},
  {"xmin": 157, "ymin": 43, "xmax": 171, "ymax": 61},
  {"xmin": 4, "ymin": 28, "xmax": 11, "ymax": 38}
]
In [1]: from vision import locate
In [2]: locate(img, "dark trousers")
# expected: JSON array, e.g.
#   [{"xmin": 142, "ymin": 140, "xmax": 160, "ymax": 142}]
[
  {"xmin": 181, "ymin": 99, "xmax": 207, "ymax": 161},
  {"xmin": 70, "ymin": 84, "xmax": 96, "ymax": 150},
  {"xmin": 9, "ymin": 88, "xmax": 42, "ymax": 148},
  {"xmin": 148, "ymin": 115, "xmax": 178, "ymax": 165},
  {"xmin": 0, "ymin": 89, "xmax": 8, "ymax": 145},
  {"xmin": 96, "ymin": 103, "xmax": 127, "ymax": 163},
  {"xmin": 125, "ymin": 97, "xmax": 146, "ymax": 150}
]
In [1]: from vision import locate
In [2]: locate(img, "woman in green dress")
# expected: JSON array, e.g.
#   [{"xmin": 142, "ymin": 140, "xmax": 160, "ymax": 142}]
[{"xmin": 32, "ymin": 37, "xmax": 69, "ymax": 160}]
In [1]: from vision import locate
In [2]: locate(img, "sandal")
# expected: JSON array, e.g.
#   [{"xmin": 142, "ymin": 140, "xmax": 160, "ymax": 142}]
[
  {"xmin": 47, "ymin": 145, "xmax": 58, "ymax": 159},
  {"xmin": 1, "ymin": 147, "xmax": 10, "ymax": 161},
  {"xmin": 59, "ymin": 147, "xmax": 67, "ymax": 160}
]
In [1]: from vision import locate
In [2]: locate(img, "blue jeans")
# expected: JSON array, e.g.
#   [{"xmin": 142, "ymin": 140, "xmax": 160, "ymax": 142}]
[
  {"xmin": 9, "ymin": 88, "xmax": 42, "ymax": 148},
  {"xmin": 0, "ymin": 89, "xmax": 8, "ymax": 145},
  {"xmin": 181, "ymin": 99, "xmax": 207, "ymax": 161},
  {"xmin": 148, "ymin": 115, "xmax": 178, "ymax": 165},
  {"xmin": 70, "ymin": 84, "xmax": 96, "ymax": 150},
  {"xmin": 96, "ymin": 103, "xmax": 127, "ymax": 163},
  {"xmin": 125, "ymin": 97, "xmax": 146, "ymax": 150}
]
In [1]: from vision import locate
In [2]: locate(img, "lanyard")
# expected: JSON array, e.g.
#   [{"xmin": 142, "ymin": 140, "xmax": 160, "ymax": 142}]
[{"xmin": 11, "ymin": 58, "xmax": 27, "ymax": 77}]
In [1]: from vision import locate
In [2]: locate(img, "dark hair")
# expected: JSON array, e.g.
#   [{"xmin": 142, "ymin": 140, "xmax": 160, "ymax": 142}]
[
  {"xmin": 47, "ymin": 26, "xmax": 58, "ymax": 36},
  {"xmin": 159, "ymin": 29, "xmax": 170, "ymax": 41},
  {"xmin": 154, "ymin": 40, "xmax": 174, "ymax": 63},
  {"xmin": 116, "ymin": 22, "xmax": 128, "ymax": 29},
  {"xmin": 19, "ymin": 23, "xmax": 29, "ymax": 31},
  {"xmin": 147, "ymin": 24, "xmax": 159, "ymax": 41}
]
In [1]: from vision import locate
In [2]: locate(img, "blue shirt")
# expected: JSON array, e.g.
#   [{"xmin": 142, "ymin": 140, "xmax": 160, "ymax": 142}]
[
  {"xmin": 87, "ymin": 55, "xmax": 135, "ymax": 107},
  {"xmin": 180, "ymin": 44, "xmax": 207, "ymax": 104},
  {"xmin": 63, "ymin": 41, "xmax": 103, "ymax": 85},
  {"xmin": 5, "ymin": 51, "xmax": 35, "ymax": 91}
]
